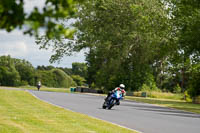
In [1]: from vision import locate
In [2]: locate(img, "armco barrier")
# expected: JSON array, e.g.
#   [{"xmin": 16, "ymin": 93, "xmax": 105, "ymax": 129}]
[
  {"xmin": 75, "ymin": 86, "xmax": 103, "ymax": 94},
  {"xmin": 126, "ymin": 91, "xmax": 134, "ymax": 96}
]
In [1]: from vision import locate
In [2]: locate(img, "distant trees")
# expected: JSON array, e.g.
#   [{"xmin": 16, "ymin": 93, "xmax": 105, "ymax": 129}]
[
  {"xmin": 71, "ymin": 62, "xmax": 87, "ymax": 86},
  {"xmin": 0, "ymin": 55, "xmax": 20, "ymax": 86},
  {"xmin": 36, "ymin": 62, "xmax": 87, "ymax": 86},
  {"xmin": 0, "ymin": 55, "xmax": 78, "ymax": 88},
  {"xmin": 37, "ymin": 65, "xmax": 55, "ymax": 71},
  {"xmin": 36, "ymin": 69, "xmax": 76, "ymax": 88},
  {"xmin": 14, "ymin": 58, "xmax": 36, "ymax": 86}
]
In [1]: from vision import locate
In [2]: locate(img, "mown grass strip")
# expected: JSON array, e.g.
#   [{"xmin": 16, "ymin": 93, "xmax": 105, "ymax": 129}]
[
  {"xmin": 126, "ymin": 96, "xmax": 200, "ymax": 114},
  {"xmin": 0, "ymin": 89, "xmax": 136, "ymax": 133},
  {"xmin": 19, "ymin": 86, "xmax": 70, "ymax": 93}
]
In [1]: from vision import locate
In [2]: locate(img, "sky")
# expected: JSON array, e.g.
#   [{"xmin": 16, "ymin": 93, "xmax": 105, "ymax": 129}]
[{"xmin": 0, "ymin": 0, "xmax": 86, "ymax": 68}]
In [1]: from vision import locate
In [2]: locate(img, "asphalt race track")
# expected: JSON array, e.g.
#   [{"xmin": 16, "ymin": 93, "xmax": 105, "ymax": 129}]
[{"xmin": 29, "ymin": 90, "xmax": 200, "ymax": 133}]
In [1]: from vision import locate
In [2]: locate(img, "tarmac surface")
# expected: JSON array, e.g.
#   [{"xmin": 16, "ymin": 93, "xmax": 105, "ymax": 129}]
[{"xmin": 29, "ymin": 90, "xmax": 200, "ymax": 133}]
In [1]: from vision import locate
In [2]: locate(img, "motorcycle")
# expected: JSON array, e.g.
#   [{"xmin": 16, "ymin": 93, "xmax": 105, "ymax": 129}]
[{"xmin": 102, "ymin": 90, "xmax": 123, "ymax": 109}]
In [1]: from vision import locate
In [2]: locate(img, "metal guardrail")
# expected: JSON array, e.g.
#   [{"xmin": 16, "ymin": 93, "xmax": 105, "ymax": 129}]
[{"xmin": 72, "ymin": 86, "xmax": 104, "ymax": 94}]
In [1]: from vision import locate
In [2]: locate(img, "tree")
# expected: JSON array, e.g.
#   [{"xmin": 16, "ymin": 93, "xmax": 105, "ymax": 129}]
[
  {"xmin": 57, "ymin": 67, "xmax": 73, "ymax": 75},
  {"xmin": 169, "ymin": 0, "xmax": 200, "ymax": 55},
  {"xmin": 167, "ymin": 0, "xmax": 200, "ymax": 95},
  {"xmin": 71, "ymin": 75, "xmax": 86, "ymax": 86},
  {"xmin": 14, "ymin": 59, "xmax": 36, "ymax": 85},
  {"xmin": 72, "ymin": 62, "xmax": 87, "ymax": 78},
  {"xmin": 0, "ymin": 55, "xmax": 20, "ymax": 86},
  {"xmin": 188, "ymin": 64, "xmax": 200, "ymax": 97},
  {"xmin": 67, "ymin": 0, "xmax": 171, "ymax": 90},
  {"xmin": 0, "ymin": 0, "xmax": 83, "ymax": 39},
  {"xmin": 37, "ymin": 65, "xmax": 55, "ymax": 71},
  {"xmin": 36, "ymin": 68, "xmax": 76, "ymax": 88}
]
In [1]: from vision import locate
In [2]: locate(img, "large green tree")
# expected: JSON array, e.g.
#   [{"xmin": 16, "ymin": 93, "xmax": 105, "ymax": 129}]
[
  {"xmin": 166, "ymin": 0, "xmax": 200, "ymax": 95},
  {"xmin": 35, "ymin": 0, "xmax": 199, "ymax": 95},
  {"xmin": 68, "ymin": 0, "xmax": 171, "ymax": 90}
]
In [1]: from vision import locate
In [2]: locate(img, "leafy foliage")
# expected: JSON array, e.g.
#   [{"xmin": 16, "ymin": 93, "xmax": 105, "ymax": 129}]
[
  {"xmin": 0, "ymin": 0, "xmax": 83, "ymax": 39},
  {"xmin": 0, "ymin": 56, "xmax": 20, "ymax": 86},
  {"xmin": 72, "ymin": 62, "xmax": 87, "ymax": 78},
  {"xmin": 14, "ymin": 58, "xmax": 36, "ymax": 85},
  {"xmin": 67, "ymin": 0, "xmax": 171, "ymax": 91},
  {"xmin": 188, "ymin": 64, "xmax": 200, "ymax": 97},
  {"xmin": 167, "ymin": 0, "xmax": 200, "ymax": 97},
  {"xmin": 71, "ymin": 75, "xmax": 86, "ymax": 86},
  {"xmin": 35, "ymin": 69, "xmax": 76, "ymax": 88}
]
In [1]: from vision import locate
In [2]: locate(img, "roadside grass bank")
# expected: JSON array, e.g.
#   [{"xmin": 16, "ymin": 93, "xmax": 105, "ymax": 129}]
[
  {"xmin": 126, "ymin": 96, "xmax": 200, "ymax": 114},
  {"xmin": 129, "ymin": 91, "xmax": 186, "ymax": 101},
  {"xmin": 143, "ymin": 91, "xmax": 184, "ymax": 100},
  {"xmin": 0, "ymin": 89, "xmax": 135, "ymax": 133}
]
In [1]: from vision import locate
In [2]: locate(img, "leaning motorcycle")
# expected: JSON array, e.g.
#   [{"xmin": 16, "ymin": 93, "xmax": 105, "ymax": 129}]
[{"xmin": 102, "ymin": 90, "xmax": 123, "ymax": 109}]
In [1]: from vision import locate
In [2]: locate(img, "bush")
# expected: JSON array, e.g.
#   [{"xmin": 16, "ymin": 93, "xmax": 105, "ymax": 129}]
[
  {"xmin": 173, "ymin": 84, "xmax": 182, "ymax": 93},
  {"xmin": 140, "ymin": 84, "xmax": 151, "ymax": 92},
  {"xmin": 184, "ymin": 91, "xmax": 192, "ymax": 102},
  {"xmin": 20, "ymin": 80, "xmax": 29, "ymax": 86},
  {"xmin": 71, "ymin": 75, "xmax": 86, "ymax": 86},
  {"xmin": 140, "ymin": 83, "xmax": 160, "ymax": 92}
]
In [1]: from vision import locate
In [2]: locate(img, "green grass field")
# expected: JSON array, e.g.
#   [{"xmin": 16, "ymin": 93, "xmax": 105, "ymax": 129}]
[{"xmin": 0, "ymin": 89, "xmax": 135, "ymax": 133}]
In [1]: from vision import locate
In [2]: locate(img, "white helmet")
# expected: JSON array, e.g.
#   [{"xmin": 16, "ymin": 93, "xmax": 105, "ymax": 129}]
[{"xmin": 119, "ymin": 84, "xmax": 125, "ymax": 89}]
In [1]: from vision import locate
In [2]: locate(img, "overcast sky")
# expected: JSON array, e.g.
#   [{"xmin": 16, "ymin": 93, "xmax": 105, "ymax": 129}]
[{"xmin": 0, "ymin": 0, "xmax": 85, "ymax": 68}]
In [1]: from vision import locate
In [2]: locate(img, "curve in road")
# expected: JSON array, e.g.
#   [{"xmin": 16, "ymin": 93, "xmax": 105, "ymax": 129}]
[{"xmin": 29, "ymin": 90, "xmax": 200, "ymax": 133}]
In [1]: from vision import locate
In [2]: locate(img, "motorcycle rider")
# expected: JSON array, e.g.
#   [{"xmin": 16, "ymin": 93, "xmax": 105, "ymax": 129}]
[
  {"xmin": 37, "ymin": 81, "xmax": 41, "ymax": 91},
  {"xmin": 105, "ymin": 84, "xmax": 126, "ymax": 105}
]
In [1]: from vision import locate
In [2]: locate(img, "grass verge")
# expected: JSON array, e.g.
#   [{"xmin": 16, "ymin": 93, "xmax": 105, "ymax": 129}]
[
  {"xmin": 130, "ymin": 91, "xmax": 184, "ymax": 100},
  {"xmin": 126, "ymin": 96, "xmax": 200, "ymax": 114},
  {"xmin": 19, "ymin": 85, "xmax": 70, "ymax": 93},
  {"xmin": 0, "ymin": 89, "xmax": 135, "ymax": 133}
]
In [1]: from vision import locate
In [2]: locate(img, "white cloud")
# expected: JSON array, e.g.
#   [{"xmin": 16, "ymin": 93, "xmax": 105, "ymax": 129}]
[
  {"xmin": 0, "ymin": 30, "xmax": 86, "ymax": 68},
  {"xmin": 0, "ymin": 41, "xmax": 28, "ymax": 57},
  {"xmin": 24, "ymin": 0, "xmax": 45, "ymax": 13}
]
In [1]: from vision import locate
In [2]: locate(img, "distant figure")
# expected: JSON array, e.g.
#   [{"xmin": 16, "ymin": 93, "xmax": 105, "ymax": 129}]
[{"xmin": 37, "ymin": 81, "xmax": 41, "ymax": 91}]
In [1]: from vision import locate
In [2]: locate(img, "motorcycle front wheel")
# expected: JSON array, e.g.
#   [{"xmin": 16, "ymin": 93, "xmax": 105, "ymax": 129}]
[
  {"xmin": 108, "ymin": 99, "xmax": 115, "ymax": 109},
  {"xmin": 102, "ymin": 101, "xmax": 107, "ymax": 109}
]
